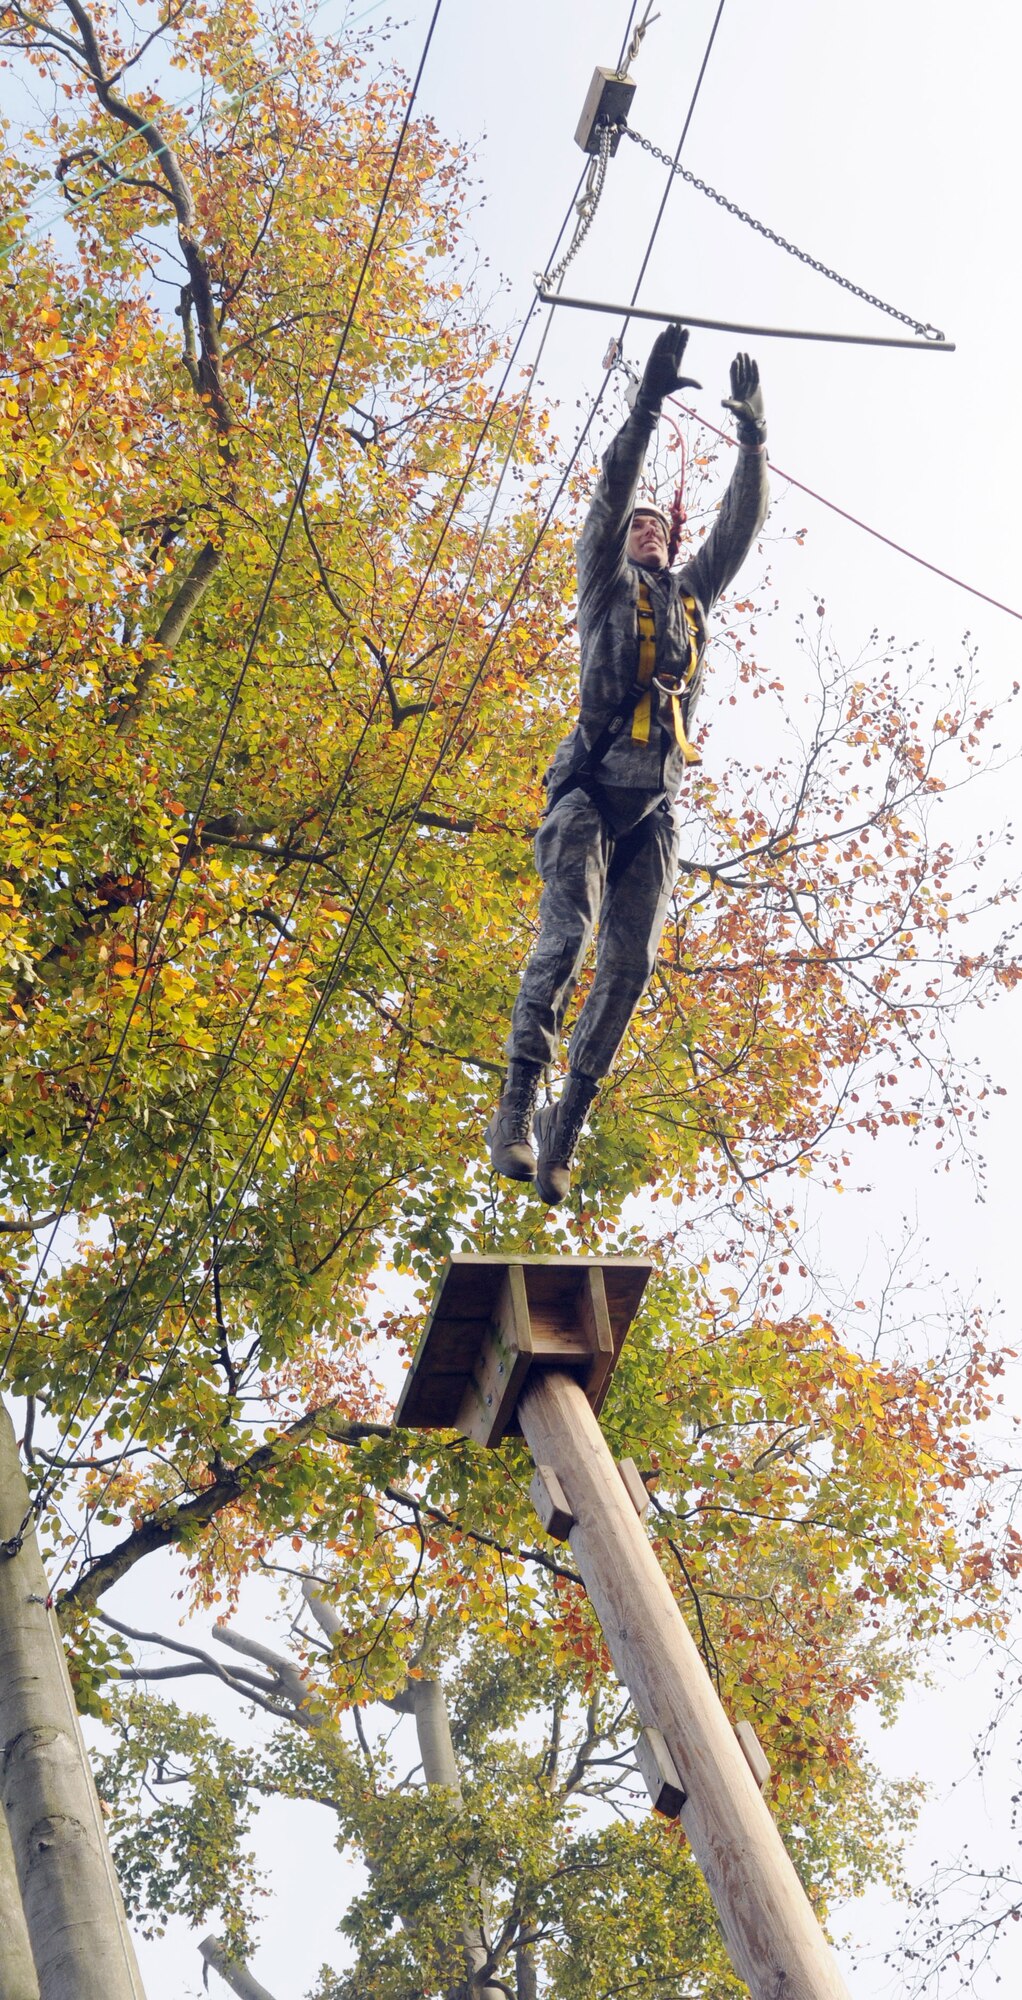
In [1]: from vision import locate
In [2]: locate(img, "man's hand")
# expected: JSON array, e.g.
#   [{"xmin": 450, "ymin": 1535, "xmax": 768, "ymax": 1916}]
[
  {"xmin": 722, "ymin": 352, "xmax": 766, "ymax": 445},
  {"xmin": 636, "ymin": 322, "xmax": 701, "ymax": 416}
]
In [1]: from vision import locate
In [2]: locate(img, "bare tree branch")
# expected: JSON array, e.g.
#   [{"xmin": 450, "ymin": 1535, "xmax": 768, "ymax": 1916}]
[{"xmin": 199, "ymin": 1934, "xmax": 280, "ymax": 2000}]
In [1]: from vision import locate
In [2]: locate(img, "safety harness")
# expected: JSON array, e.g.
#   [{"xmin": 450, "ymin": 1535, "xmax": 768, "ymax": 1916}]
[
  {"xmin": 630, "ymin": 579, "xmax": 702, "ymax": 767},
  {"xmin": 548, "ymin": 575, "xmax": 702, "ymax": 812}
]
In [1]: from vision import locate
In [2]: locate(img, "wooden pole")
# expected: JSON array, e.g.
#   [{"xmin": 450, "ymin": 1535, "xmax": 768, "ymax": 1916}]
[
  {"xmin": 0, "ymin": 1402, "xmax": 147, "ymax": 2000},
  {"xmin": 516, "ymin": 1368, "xmax": 853, "ymax": 2000}
]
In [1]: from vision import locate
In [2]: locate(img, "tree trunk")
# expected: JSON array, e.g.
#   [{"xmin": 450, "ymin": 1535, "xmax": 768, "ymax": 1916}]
[
  {"xmin": 0, "ymin": 1401, "xmax": 146, "ymax": 2000},
  {"xmin": 515, "ymin": 1938, "xmax": 538, "ymax": 2000},
  {"xmin": 0, "ymin": 1796, "xmax": 39, "ymax": 2000},
  {"xmin": 407, "ymin": 1677, "xmax": 459, "ymax": 1789},
  {"xmin": 199, "ymin": 1936, "xmax": 279, "ymax": 2000},
  {"xmin": 302, "ymin": 1586, "xmax": 504, "ymax": 2000}
]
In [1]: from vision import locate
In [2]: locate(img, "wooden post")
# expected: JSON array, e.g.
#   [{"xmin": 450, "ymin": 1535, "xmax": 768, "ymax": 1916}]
[
  {"xmin": 395, "ymin": 1258, "xmax": 853, "ymax": 2000},
  {"xmin": 517, "ymin": 1368, "xmax": 851, "ymax": 2000},
  {"xmin": 0, "ymin": 1401, "xmax": 147, "ymax": 2000}
]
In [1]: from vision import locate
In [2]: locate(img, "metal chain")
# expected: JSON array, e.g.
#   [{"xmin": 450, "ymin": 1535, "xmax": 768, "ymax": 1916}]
[
  {"xmin": 539, "ymin": 120, "xmax": 614, "ymax": 292},
  {"xmin": 620, "ymin": 123, "xmax": 946, "ymax": 342}
]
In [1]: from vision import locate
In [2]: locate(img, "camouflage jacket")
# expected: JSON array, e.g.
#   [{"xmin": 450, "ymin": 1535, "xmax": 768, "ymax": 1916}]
[{"xmin": 546, "ymin": 403, "xmax": 769, "ymax": 807}]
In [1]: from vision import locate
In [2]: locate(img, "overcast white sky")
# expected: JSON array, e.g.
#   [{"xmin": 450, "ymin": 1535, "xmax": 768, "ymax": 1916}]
[{"xmin": 9, "ymin": 0, "xmax": 1022, "ymax": 1992}]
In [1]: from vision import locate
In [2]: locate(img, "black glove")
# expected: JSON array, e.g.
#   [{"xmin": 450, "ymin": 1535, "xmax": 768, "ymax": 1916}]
[
  {"xmin": 721, "ymin": 352, "xmax": 766, "ymax": 447},
  {"xmin": 635, "ymin": 322, "xmax": 701, "ymax": 418}
]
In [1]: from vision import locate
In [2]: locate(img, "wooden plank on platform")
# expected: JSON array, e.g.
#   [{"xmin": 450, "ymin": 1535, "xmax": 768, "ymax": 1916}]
[{"xmin": 394, "ymin": 1255, "xmax": 652, "ymax": 1434}]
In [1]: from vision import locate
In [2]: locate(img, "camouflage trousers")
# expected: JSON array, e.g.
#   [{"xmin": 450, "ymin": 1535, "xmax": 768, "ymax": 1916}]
[{"xmin": 507, "ymin": 786, "xmax": 680, "ymax": 1080}]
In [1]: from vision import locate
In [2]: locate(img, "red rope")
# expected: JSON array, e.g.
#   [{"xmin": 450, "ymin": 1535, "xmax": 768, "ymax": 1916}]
[
  {"xmin": 667, "ymin": 398, "xmax": 1022, "ymax": 624},
  {"xmin": 656, "ymin": 402, "xmax": 688, "ymax": 566}
]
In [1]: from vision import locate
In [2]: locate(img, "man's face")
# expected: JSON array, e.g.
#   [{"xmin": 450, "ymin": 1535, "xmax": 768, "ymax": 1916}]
[{"xmin": 628, "ymin": 510, "xmax": 669, "ymax": 570}]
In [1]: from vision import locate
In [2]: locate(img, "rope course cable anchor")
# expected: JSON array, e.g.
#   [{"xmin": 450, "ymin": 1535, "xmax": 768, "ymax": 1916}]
[{"xmin": 619, "ymin": 121, "xmax": 948, "ymax": 343}]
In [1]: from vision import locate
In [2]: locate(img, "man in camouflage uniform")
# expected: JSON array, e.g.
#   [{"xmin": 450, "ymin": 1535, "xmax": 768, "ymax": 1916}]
[{"xmin": 487, "ymin": 323, "xmax": 769, "ymax": 1204}]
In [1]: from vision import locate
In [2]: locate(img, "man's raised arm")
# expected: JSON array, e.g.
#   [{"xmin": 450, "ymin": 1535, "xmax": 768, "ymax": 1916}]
[
  {"xmin": 680, "ymin": 352, "xmax": 769, "ymax": 613},
  {"xmin": 577, "ymin": 323, "xmax": 701, "ymax": 626}
]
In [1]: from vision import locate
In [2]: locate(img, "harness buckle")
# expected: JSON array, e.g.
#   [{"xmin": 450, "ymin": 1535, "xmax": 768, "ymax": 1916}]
[{"xmin": 651, "ymin": 668, "xmax": 687, "ymax": 696}]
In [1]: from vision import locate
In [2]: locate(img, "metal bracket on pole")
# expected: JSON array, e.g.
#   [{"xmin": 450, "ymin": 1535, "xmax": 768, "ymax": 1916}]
[{"xmin": 537, "ymin": 286, "xmax": 956, "ymax": 352}]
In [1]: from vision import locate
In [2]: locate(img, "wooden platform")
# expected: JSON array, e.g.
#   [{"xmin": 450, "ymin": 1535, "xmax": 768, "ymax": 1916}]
[{"xmin": 394, "ymin": 1254, "xmax": 652, "ymax": 1446}]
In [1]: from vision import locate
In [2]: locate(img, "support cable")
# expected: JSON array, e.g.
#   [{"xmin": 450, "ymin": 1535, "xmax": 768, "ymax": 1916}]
[
  {"xmin": 25, "ymin": 167, "xmax": 595, "ymax": 1531},
  {"xmin": 624, "ymin": 0, "xmax": 729, "ymax": 318},
  {"xmin": 668, "ymin": 395, "xmax": 1022, "ymax": 621},
  {"xmin": 25, "ymin": 296, "xmax": 547, "ymax": 1523},
  {"xmin": 44, "ymin": 304, "xmax": 593, "ymax": 1601},
  {"xmin": 21, "ymin": 132, "xmax": 595, "ymax": 1508},
  {"xmin": 16, "ymin": 120, "xmax": 597, "ymax": 1526},
  {"xmin": 613, "ymin": 1, "xmax": 641, "ymax": 72},
  {"xmin": 43, "ymin": 221, "xmax": 631, "ymax": 1595},
  {"xmin": 9, "ymin": 10, "xmax": 594, "ymax": 1362},
  {"xmin": 35, "ymin": 0, "xmax": 698, "ymax": 1584},
  {"xmin": 5, "ymin": 111, "xmax": 592, "ymax": 1416},
  {"xmin": 0, "ymin": 0, "xmax": 447, "ymax": 1380}
]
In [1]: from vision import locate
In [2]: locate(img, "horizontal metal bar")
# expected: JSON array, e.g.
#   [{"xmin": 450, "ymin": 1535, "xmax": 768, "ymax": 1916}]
[{"xmin": 537, "ymin": 288, "xmax": 955, "ymax": 353}]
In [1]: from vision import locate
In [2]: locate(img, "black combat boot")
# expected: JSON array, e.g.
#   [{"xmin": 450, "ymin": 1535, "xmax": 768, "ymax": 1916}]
[
  {"xmin": 534, "ymin": 1071, "xmax": 598, "ymax": 1206},
  {"xmin": 486, "ymin": 1059, "xmax": 542, "ymax": 1180}
]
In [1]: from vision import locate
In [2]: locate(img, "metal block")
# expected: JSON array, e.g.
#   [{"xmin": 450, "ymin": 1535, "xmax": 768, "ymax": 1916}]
[
  {"xmin": 574, "ymin": 67, "xmax": 635, "ymax": 156},
  {"xmin": 529, "ymin": 1464, "xmax": 574, "ymax": 1541},
  {"xmin": 617, "ymin": 1457, "xmax": 650, "ymax": 1518},
  {"xmin": 635, "ymin": 1726, "xmax": 686, "ymax": 1818},
  {"xmin": 735, "ymin": 1719, "xmax": 771, "ymax": 1791}
]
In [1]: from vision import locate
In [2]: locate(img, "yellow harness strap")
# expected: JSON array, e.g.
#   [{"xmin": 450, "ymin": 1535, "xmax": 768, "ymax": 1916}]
[
  {"xmin": 631, "ymin": 581, "xmax": 702, "ymax": 767},
  {"xmin": 675, "ymin": 594, "xmax": 702, "ymax": 767},
  {"xmin": 631, "ymin": 579, "xmax": 657, "ymax": 746}
]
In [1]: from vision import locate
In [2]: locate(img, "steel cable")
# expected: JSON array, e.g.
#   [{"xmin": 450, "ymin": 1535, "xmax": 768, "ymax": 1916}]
[
  {"xmin": 44, "ymin": 306, "xmax": 588, "ymax": 1596},
  {"xmin": 24, "ymin": 156, "xmax": 595, "ymax": 1535},
  {"xmin": 41, "ymin": 15, "xmax": 693, "ymax": 1589},
  {"xmin": 0, "ymin": 0, "xmax": 448, "ymax": 1379},
  {"xmin": 36, "ymin": 0, "xmax": 719, "ymax": 1591}
]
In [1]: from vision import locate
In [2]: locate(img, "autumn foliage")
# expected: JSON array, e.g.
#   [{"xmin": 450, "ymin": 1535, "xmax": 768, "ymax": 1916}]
[{"xmin": 0, "ymin": 0, "xmax": 1018, "ymax": 1984}]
